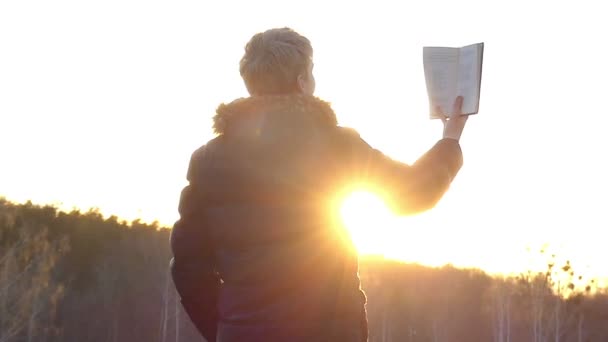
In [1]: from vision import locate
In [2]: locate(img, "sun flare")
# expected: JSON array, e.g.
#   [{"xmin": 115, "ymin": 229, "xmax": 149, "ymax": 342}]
[
  {"xmin": 340, "ymin": 191, "xmax": 397, "ymax": 255},
  {"xmin": 339, "ymin": 190, "xmax": 456, "ymax": 267}
]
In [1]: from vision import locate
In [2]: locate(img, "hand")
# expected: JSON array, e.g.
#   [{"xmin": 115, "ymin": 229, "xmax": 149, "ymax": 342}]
[{"xmin": 441, "ymin": 96, "xmax": 468, "ymax": 141}]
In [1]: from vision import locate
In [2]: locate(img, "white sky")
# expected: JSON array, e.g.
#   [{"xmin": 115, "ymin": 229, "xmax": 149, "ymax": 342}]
[{"xmin": 1, "ymin": 0, "xmax": 607, "ymax": 279}]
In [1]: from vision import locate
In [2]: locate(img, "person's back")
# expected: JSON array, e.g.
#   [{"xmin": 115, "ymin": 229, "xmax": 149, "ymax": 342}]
[{"xmin": 170, "ymin": 28, "xmax": 468, "ymax": 342}]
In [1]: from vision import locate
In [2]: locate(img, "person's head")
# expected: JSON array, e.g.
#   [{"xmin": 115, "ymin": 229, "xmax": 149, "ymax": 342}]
[{"xmin": 240, "ymin": 28, "xmax": 315, "ymax": 96}]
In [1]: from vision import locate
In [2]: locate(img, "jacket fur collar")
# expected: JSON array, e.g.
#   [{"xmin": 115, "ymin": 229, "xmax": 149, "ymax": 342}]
[{"xmin": 213, "ymin": 94, "xmax": 338, "ymax": 135}]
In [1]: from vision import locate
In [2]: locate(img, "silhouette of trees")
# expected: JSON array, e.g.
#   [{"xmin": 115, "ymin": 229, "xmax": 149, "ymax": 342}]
[
  {"xmin": 0, "ymin": 200, "xmax": 68, "ymax": 342},
  {"xmin": 1, "ymin": 198, "xmax": 608, "ymax": 341}
]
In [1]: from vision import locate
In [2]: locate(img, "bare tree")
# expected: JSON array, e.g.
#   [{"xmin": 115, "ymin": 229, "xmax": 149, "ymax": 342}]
[
  {"xmin": 488, "ymin": 277, "xmax": 514, "ymax": 342},
  {"xmin": 0, "ymin": 223, "xmax": 68, "ymax": 342}
]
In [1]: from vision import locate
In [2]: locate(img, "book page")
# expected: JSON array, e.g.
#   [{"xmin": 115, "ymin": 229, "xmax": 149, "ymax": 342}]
[
  {"xmin": 423, "ymin": 47, "xmax": 459, "ymax": 119},
  {"xmin": 456, "ymin": 43, "xmax": 483, "ymax": 115}
]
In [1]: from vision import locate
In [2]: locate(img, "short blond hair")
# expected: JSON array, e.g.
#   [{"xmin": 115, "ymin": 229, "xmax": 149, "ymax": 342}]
[{"xmin": 240, "ymin": 28, "xmax": 313, "ymax": 95}]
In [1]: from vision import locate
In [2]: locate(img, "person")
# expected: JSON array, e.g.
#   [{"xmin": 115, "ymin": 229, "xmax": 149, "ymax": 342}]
[{"xmin": 170, "ymin": 27, "xmax": 468, "ymax": 342}]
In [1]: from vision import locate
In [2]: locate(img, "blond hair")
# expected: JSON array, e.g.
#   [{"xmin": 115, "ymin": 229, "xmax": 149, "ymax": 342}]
[{"xmin": 240, "ymin": 28, "xmax": 313, "ymax": 95}]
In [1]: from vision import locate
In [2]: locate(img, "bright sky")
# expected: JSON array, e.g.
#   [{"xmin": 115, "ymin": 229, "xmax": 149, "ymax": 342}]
[{"xmin": 1, "ymin": 0, "xmax": 607, "ymax": 281}]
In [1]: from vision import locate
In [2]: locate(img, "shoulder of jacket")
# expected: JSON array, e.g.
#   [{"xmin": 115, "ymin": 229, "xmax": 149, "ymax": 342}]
[
  {"xmin": 335, "ymin": 126, "xmax": 362, "ymax": 139},
  {"xmin": 191, "ymin": 136, "xmax": 223, "ymax": 161},
  {"xmin": 187, "ymin": 136, "xmax": 224, "ymax": 181}
]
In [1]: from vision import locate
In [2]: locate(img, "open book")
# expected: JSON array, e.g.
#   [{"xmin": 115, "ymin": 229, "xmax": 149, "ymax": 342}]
[{"xmin": 423, "ymin": 42, "xmax": 484, "ymax": 119}]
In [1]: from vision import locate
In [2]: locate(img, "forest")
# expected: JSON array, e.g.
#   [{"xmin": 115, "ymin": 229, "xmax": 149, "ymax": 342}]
[{"xmin": 1, "ymin": 198, "xmax": 607, "ymax": 342}]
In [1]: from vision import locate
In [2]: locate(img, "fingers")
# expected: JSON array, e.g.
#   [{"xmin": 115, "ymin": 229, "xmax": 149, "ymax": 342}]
[
  {"xmin": 434, "ymin": 105, "xmax": 442, "ymax": 118},
  {"xmin": 452, "ymin": 96, "xmax": 464, "ymax": 117},
  {"xmin": 435, "ymin": 105, "xmax": 448, "ymax": 123},
  {"xmin": 437, "ymin": 98, "xmax": 465, "ymax": 120}
]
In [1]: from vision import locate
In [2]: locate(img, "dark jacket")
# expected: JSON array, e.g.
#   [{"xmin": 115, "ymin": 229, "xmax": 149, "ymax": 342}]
[{"xmin": 170, "ymin": 95, "xmax": 463, "ymax": 342}]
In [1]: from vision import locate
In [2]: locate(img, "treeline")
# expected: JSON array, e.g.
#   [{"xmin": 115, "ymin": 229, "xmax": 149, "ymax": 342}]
[
  {"xmin": 1, "ymin": 199, "xmax": 607, "ymax": 342},
  {"xmin": 362, "ymin": 259, "xmax": 608, "ymax": 341}
]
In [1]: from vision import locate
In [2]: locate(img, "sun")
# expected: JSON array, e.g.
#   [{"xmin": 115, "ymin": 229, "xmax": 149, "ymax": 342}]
[
  {"xmin": 338, "ymin": 190, "xmax": 462, "ymax": 268},
  {"xmin": 340, "ymin": 191, "xmax": 397, "ymax": 255},
  {"xmin": 339, "ymin": 190, "xmax": 446, "ymax": 263}
]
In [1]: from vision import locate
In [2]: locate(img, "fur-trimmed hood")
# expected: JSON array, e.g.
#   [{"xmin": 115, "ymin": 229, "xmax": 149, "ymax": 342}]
[{"xmin": 213, "ymin": 94, "xmax": 338, "ymax": 135}]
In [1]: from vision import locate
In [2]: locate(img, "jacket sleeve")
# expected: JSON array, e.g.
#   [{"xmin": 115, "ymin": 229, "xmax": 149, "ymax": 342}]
[
  {"xmin": 336, "ymin": 127, "xmax": 463, "ymax": 215},
  {"xmin": 170, "ymin": 146, "xmax": 220, "ymax": 342}
]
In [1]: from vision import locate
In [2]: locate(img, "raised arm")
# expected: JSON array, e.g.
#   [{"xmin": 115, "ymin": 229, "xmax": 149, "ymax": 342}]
[{"xmin": 337, "ymin": 97, "xmax": 467, "ymax": 215}]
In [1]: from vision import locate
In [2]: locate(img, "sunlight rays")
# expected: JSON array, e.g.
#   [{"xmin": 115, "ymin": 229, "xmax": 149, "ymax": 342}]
[
  {"xmin": 339, "ymin": 191, "xmax": 458, "ymax": 268},
  {"xmin": 340, "ymin": 191, "xmax": 396, "ymax": 255},
  {"xmin": 339, "ymin": 189, "xmax": 528, "ymax": 273}
]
